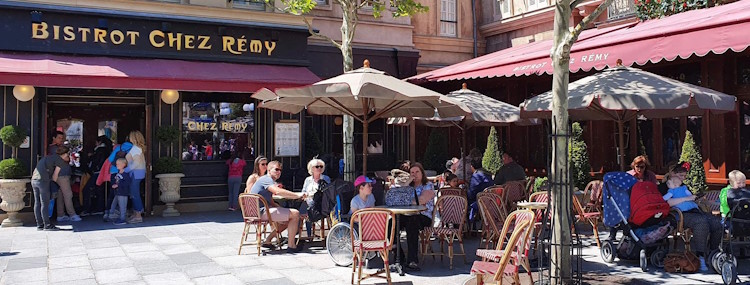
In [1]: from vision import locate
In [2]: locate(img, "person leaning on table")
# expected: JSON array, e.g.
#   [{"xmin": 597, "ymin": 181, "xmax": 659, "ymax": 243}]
[{"xmin": 31, "ymin": 145, "xmax": 71, "ymax": 231}]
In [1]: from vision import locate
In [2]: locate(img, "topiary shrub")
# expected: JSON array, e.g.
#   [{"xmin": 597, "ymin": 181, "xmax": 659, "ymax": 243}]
[
  {"xmin": 0, "ymin": 125, "xmax": 27, "ymax": 150},
  {"xmin": 0, "ymin": 158, "xmax": 27, "ymax": 179},
  {"xmin": 422, "ymin": 128, "xmax": 450, "ymax": 172},
  {"xmin": 568, "ymin": 122, "xmax": 591, "ymax": 191},
  {"xmin": 679, "ymin": 130, "xmax": 707, "ymax": 194},
  {"xmin": 156, "ymin": 125, "xmax": 180, "ymax": 143},
  {"xmin": 305, "ymin": 128, "xmax": 324, "ymax": 161},
  {"xmin": 154, "ymin": 156, "xmax": 183, "ymax": 174},
  {"xmin": 482, "ymin": 126, "xmax": 503, "ymax": 174}
]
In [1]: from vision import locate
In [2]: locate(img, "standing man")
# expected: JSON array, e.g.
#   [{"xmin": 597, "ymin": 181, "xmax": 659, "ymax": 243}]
[
  {"xmin": 48, "ymin": 131, "xmax": 65, "ymax": 155},
  {"xmin": 493, "ymin": 152, "xmax": 526, "ymax": 186},
  {"xmin": 249, "ymin": 161, "xmax": 306, "ymax": 253}
]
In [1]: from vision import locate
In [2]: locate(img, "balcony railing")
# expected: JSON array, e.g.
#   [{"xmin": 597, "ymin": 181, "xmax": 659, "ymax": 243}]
[{"xmin": 608, "ymin": 0, "xmax": 637, "ymax": 20}]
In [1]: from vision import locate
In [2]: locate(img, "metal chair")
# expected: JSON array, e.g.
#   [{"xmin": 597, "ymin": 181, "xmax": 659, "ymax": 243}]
[
  {"xmin": 350, "ymin": 208, "xmax": 396, "ymax": 285},
  {"xmin": 238, "ymin": 193, "xmax": 281, "ymax": 256},
  {"xmin": 470, "ymin": 219, "xmax": 533, "ymax": 285},
  {"xmin": 421, "ymin": 194, "xmax": 468, "ymax": 269}
]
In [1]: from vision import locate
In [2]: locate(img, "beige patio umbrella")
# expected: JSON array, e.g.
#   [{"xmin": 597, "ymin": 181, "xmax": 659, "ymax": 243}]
[
  {"xmin": 520, "ymin": 64, "xmax": 736, "ymax": 170},
  {"xmin": 253, "ymin": 60, "xmax": 470, "ymax": 175},
  {"xmin": 389, "ymin": 83, "xmax": 538, "ymax": 179}
]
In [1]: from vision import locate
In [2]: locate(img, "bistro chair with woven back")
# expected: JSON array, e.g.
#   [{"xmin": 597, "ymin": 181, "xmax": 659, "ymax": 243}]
[
  {"xmin": 475, "ymin": 209, "xmax": 536, "ymax": 283},
  {"xmin": 469, "ymin": 219, "xmax": 533, "ymax": 285},
  {"xmin": 420, "ymin": 194, "xmax": 468, "ymax": 269},
  {"xmin": 238, "ymin": 193, "xmax": 282, "ymax": 256},
  {"xmin": 350, "ymin": 208, "xmax": 396, "ymax": 285},
  {"xmin": 477, "ymin": 192, "xmax": 508, "ymax": 249}
]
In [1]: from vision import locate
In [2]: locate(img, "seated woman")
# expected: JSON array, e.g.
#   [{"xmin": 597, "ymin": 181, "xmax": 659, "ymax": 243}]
[
  {"xmin": 627, "ymin": 155, "xmax": 658, "ymax": 184},
  {"xmin": 300, "ymin": 158, "xmax": 331, "ymax": 236},
  {"xmin": 662, "ymin": 162, "xmax": 722, "ymax": 261},
  {"xmin": 400, "ymin": 162, "xmax": 435, "ymax": 271}
]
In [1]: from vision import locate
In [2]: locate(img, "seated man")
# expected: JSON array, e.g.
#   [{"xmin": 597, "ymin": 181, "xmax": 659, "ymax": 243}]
[
  {"xmin": 249, "ymin": 160, "xmax": 306, "ymax": 253},
  {"xmin": 469, "ymin": 158, "xmax": 494, "ymax": 221},
  {"xmin": 493, "ymin": 152, "xmax": 526, "ymax": 186}
]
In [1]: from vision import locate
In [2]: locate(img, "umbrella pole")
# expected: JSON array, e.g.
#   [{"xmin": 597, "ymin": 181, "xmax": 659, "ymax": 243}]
[
  {"xmin": 462, "ymin": 127, "xmax": 467, "ymax": 183},
  {"xmin": 618, "ymin": 120, "xmax": 626, "ymax": 171},
  {"xmin": 363, "ymin": 120, "xmax": 369, "ymax": 176}
]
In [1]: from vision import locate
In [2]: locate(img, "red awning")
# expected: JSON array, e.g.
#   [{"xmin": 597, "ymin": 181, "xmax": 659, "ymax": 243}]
[
  {"xmin": 410, "ymin": 0, "xmax": 750, "ymax": 82},
  {"xmin": 0, "ymin": 52, "xmax": 320, "ymax": 92}
]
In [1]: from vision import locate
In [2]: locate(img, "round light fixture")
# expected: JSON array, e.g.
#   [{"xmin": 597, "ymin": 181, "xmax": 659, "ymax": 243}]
[
  {"xmin": 161, "ymin": 90, "xmax": 179, "ymax": 104},
  {"xmin": 13, "ymin": 85, "xmax": 35, "ymax": 102},
  {"xmin": 243, "ymin": 103, "xmax": 254, "ymax": 112},
  {"xmin": 334, "ymin": 117, "xmax": 343, "ymax": 126}
]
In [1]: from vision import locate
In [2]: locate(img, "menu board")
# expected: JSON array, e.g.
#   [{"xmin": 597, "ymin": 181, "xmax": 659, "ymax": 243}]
[{"xmin": 274, "ymin": 122, "xmax": 300, "ymax": 157}]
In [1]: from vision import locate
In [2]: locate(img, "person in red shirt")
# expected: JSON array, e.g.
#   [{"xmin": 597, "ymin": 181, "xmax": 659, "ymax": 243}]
[
  {"xmin": 226, "ymin": 154, "xmax": 247, "ymax": 210},
  {"xmin": 204, "ymin": 140, "xmax": 213, "ymax": 160}
]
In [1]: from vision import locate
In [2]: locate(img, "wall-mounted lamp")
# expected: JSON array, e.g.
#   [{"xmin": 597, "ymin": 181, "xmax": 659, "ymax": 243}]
[
  {"xmin": 334, "ymin": 117, "xmax": 343, "ymax": 126},
  {"xmin": 13, "ymin": 85, "xmax": 35, "ymax": 102},
  {"xmin": 161, "ymin": 89, "xmax": 179, "ymax": 104}
]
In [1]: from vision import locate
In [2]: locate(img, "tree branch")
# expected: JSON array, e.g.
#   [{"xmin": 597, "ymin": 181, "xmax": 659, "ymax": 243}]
[
  {"xmin": 569, "ymin": 0, "xmax": 585, "ymax": 9},
  {"xmin": 302, "ymin": 15, "xmax": 343, "ymax": 49},
  {"xmin": 565, "ymin": 0, "xmax": 615, "ymax": 46}
]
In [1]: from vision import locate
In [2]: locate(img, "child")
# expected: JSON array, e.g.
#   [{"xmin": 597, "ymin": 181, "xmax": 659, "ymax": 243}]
[
  {"xmin": 443, "ymin": 173, "xmax": 459, "ymax": 188},
  {"xmin": 720, "ymin": 170, "xmax": 750, "ymax": 220},
  {"xmin": 107, "ymin": 158, "xmax": 133, "ymax": 225},
  {"xmin": 350, "ymin": 175, "xmax": 375, "ymax": 214}
]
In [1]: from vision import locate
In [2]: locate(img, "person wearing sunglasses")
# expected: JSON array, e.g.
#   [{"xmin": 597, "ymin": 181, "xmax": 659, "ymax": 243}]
[
  {"xmin": 300, "ymin": 158, "xmax": 331, "ymax": 236},
  {"xmin": 244, "ymin": 155, "xmax": 268, "ymax": 193},
  {"xmin": 627, "ymin": 155, "xmax": 658, "ymax": 184}
]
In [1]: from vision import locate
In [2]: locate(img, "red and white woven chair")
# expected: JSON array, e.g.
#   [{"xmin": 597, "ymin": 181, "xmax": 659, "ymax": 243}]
[
  {"xmin": 350, "ymin": 208, "xmax": 396, "ymax": 285},
  {"xmin": 420, "ymin": 194, "xmax": 468, "ymax": 269},
  {"xmin": 238, "ymin": 193, "xmax": 282, "ymax": 256},
  {"xmin": 573, "ymin": 195, "xmax": 602, "ymax": 248},
  {"xmin": 501, "ymin": 181, "xmax": 527, "ymax": 211},
  {"xmin": 475, "ymin": 210, "xmax": 536, "ymax": 283},
  {"xmin": 477, "ymin": 192, "xmax": 508, "ymax": 249},
  {"xmin": 470, "ymin": 219, "xmax": 533, "ymax": 285}
]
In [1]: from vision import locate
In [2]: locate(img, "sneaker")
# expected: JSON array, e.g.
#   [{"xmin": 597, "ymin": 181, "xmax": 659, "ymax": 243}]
[
  {"xmin": 228, "ymin": 207, "xmax": 236, "ymax": 211},
  {"xmin": 56, "ymin": 216, "xmax": 70, "ymax": 222},
  {"xmin": 91, "ymin": 211, "xmax": 104, "ymax": 215},
  {"xmin": 79, "ymin": 211, "xmax": 90, "ymax": 217},
  {"xmin": 127, "ymin": 216, "xmax": 143, "ymax": 224},
  {"xmin": 70, "ymin": 215, "xmax": 82, "ymax": 222},
  {"xmin": 44, "ymin": 225, "xmax": 60, "ymax": 231},
  {"xmin": 113, "ymin": 219, "xmax": 127, "ymax": 225},
  {"xmin": 700, "ymin": 256, "xmax": 708, "ymax": 272},
  {"xmin": 36, "ymin": 225, "xmax": 44, "ymax": 231},
  {"xmin": 286, "ymin": 244, "xmax": 304, "ymax": 254}
]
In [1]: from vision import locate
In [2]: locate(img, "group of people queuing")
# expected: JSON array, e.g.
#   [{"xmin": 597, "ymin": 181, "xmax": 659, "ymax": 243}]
[{"xmin": 31, "ymin": 130, "xmax": 147, "ymax": 231}]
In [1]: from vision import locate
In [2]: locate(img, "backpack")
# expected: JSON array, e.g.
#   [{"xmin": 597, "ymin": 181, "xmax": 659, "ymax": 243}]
[{"xmin": 629, "ymin": 181, "xmax": 670, "ymax": 227}]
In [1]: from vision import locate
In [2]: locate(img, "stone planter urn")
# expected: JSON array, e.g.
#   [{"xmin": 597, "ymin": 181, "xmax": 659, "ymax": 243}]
[
  {"xmin": 0, "ymin": 178, "xmax": 30, "ymax": 227},
  {"xmin": 156, "ymin": 173, "xmax": 184, "ymax": 217}
]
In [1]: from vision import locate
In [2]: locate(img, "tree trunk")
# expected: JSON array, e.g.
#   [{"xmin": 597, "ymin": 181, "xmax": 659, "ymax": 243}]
[
  {"xmin": 341, "ymin": 5, "xmax": 357, "ymax": 181},
  {"xmin": 550, "ymin": 0, "xmax": 573, "ymax": 283}
]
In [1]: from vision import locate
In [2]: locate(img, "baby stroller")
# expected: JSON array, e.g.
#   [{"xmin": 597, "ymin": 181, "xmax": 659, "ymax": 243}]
[
  {"xmin": 600, "ymin": 172, "xmax": 675, "ymax": 271},
  {"xmin": 317, "ymin": 179, "xmax": 362, "ymax": 266},
  {"xmin": 708, "ymin": 196, "xmax": 750, "ymax": 284}
]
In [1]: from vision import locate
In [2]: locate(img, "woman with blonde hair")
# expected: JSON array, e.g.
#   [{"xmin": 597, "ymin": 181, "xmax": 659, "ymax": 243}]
[
  {"xmin": 300, "ymin": 158, "xmax": 331, "ymax": 236},
  {"xmin": 124, "ymin": 130, "xmax": 146, "ymax": 224},
  {"xmin": 245, "ymin": 155, "xmax": 268, "ymax": 193}
]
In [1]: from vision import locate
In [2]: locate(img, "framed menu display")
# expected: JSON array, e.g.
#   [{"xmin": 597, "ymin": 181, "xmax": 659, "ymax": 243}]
[{"xmin": 274, "ymin": 121, "xmax": 300, "ymax": 157}]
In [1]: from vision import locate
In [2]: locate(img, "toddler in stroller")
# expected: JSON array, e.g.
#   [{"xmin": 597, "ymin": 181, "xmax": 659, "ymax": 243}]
[
  {"xmin": 711, "ymin": 170, "xmax": 750, "ymax": 284},
  {"xmin": 601, "ymin": 172, "xmax": 677, "ymax": 271}
]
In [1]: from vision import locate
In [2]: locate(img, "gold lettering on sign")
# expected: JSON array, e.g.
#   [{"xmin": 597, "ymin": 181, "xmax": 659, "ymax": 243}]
[
  {"xmin": 31, "ymin": 22, "xmax": 49, "ymax": 39},
  {"xmin": 110, "ymin": 30, "xmax": 125, "ymax": 45},
  {"xmin": 53, "ymin": 25, "xmax": 60, "ymax": 40},
  {"xmin": 63, "ymin": 26, "xmax": 75, "ymax": 41},
  {"xmin": 168, "ymin": 32, "xmax": 182, "ymax": 51},
  {"xmin": 249, "ymin": 40, "xmax": 262, "ymax": 53},
  {"xmin": 197, "ymin": 36, "xmax": 212, "ymax": 49},
  {"xmin": 150, "ymin": 30, "xmax": 165, "ymax": 48},
  {"xmin": 265, "ymin": 41, "xmax": 276, "ymax": 56},
  {"xmin": 126, "ymin": 31, "xmax": 139, "ymax": 45},
  {"xmin": 222, "ymin": 36, "xmax": 241, "ymax": 55},
  {"xmin": 93, "ymin": 28, "xmax": 107, "ymax": 43},
  {"xmin": 78, "ymin": 28, "xmax": 91, "ymax": 42},
  {"xmin": 185, "ymin": 35, "xmax": 195, "ymax": 49}
]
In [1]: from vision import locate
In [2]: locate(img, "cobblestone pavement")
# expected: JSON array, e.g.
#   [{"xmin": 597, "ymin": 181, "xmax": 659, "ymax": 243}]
[{"xmin": 1, "ymin": 211, "xmax": 748, "ymax": 284}]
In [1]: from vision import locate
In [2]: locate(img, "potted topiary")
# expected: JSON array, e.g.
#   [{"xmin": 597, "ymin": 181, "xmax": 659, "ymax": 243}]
[
  {"xmin": 0, "ymin": 125, "xmax": 29, "ymax": 227},
  {"xmin": 154, "ymin": 126, "xmax": 184, "ymax": 217}
]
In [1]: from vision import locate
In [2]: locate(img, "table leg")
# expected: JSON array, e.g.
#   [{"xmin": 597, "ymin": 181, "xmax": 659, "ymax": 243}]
[{"xmin": 389, "ymin": 214, "xmax": 405, "ymax": 276}]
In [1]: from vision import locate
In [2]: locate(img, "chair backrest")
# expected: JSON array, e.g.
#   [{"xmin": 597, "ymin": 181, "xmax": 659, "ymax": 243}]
[
  {"xmin": 239, "ymin": 193, "xmax": 272, "ymax": 223},
  {"xmin": 502, "ymin": 181, "xmax": 527, "ymax": 204},
  {"xmin": 493, "ymin": 220, "xmax": 532, "ymax": 282},
  {"xmin": 484, "ymin": 185, "xmax": 504, "ymax": 196},
  {"xmin": 572, "ymin": 195, "xmax": 587, "ymax": 216},
  {"xmin": 583, "ymin": 180, "xmax": 604, "ymax": 210},
  {"xmin": 436, "ymin": 194, "xmax": 468, "ymax": 230},
  {"xmin": 525, "ymin": 176, "xmax": 537, "ymax": 196},
  {"xmin": 699, "ymin": 190, "xmax": 721, "ymax": 213},
  {"xmin": 478, "ymin": 192, "xmax": 508, "ymax": 222},
  {"xmin": 477, "ymin": 193, "xmax": 506, "ymax": 235},
  {"xmin": 439, "ymin": 187, "xmax": 464, "ymax": 198},
  {"xmin": 497, "ymin": 209, "xmax": 535, "ymax": 250},
  {"xmin": 351, "ymin": 208, "xmax": 396, "ymax": 248}
]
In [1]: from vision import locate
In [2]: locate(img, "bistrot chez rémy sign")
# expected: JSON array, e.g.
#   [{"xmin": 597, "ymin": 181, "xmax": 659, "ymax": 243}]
[{"xmin": 0, "ymin": 2, "xmax": 310, "ymax": 66}]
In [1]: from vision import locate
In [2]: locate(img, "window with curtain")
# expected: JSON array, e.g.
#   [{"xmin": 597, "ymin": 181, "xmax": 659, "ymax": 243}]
[
  {"xmin": 440, "ymin": 0, "xmax": 457, "ymax": 37},
  {"xmin": 232, "ymin": 0, "xmax": 266, "ymax": 11},
  {"xmin": 495, "ymin": 0, "xmax": 511, "ymax": 16},
  {"xmin": 527, "ymin": 0, "xmax": 548, "ymax": 11}
]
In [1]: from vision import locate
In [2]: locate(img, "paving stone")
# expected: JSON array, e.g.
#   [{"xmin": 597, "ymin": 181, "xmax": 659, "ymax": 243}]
[
  {"xmin": 115, "ymin": 235, "xmax": 151, "ymax": 245},
  {"xmin": 95, "ymin": 267, "xmax": 141, "ymax": 284},
  {"xmin": 278, "ymin": 266, "xmax": 338, "ymax": 284},
  {"xmin": 50, "ymin": 278, "xmax": 99, "ymax": 285},
  {"xmin": 49, "ymin": 267, "xmax": 95, "ymax": 283},
  {"xmin": 161, "ymin": 243, "xmax": 199, "ymax": 255},
  {"xmin": 134, "ymin": 260, "xmax": 181, "ymax": 275},
  {"xmin": 213, "ymin": 255, "xmax": 262, "ymax": 268},
  {"xmin": 192, "ymin": 274, "xmax": 243, "ymax": 285},
  {"xmin": 49, "ymin": 255, "xmax": 91, "ymax": 269},
  {"xmin": 179, "ymin": 262, "xmax": 230, "ymax": 278},
  {"xmin": 249, "ymin": 277, "xmax": 298, "ymax": 285},
  {"xmin": 127, "ymin": 251, "xmax": 170, "ymax": 263},
  {"xmin": 0, "ymin": 267, "xmax": 48, "ymax": 283},
  {"xmin": 258, "ymin": 255, "xmax": 308, "ymax": 270},
  {"xmin": 49, "ymin": 245, "xmax": 88, "ymax": 257},
  {"xmin": 120, "ymin": 243, "xmax": 159, "ymax": 253},
  {"xmin": 5, "ymin": 256, "xmax": 48, "ymax": 271},
  {"xmin": 230, "ymin": 267, "xmax": 284, "ymax": 283},
  {"xmin": 83, "ymin": 239, "xmax": 120, "ymax": 249},
  {"xmin": 200, "ymin": 246, "xmax": 237, "ymax": 258},
  {"xmin": 168, "ymin": 251, "xmax": 213, "ymax": 265},
  {"xmin": 90, "ymin": 256, "xmax": 134, "ymax": 271},
  {"xmin": 143, "ymin": 272, "xmax": 193, "ymax": 285},
  {"xmin": 151, "ymin": 236, "xmax": 187, "ymax": 245},
  {"xmin": 9, "ymin": 247, "xmax": 48, "ymax": 258},
  {"xmin": 87, "ymin": 247, "xmax": 125, "ymax": 259}
]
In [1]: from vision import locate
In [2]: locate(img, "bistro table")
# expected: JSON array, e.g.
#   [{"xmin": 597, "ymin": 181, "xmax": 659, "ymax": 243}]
[
  {"xmin": 516, "ymin": 202, "xmax": 548, "ymax": 211},
  {"xmin": 375, "ymin": 205, "xmax": 427, "ymax": 276}
]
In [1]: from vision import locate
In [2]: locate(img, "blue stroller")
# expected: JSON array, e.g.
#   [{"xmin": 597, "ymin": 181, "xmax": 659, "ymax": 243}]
[{"xmin": 600, "ymin": 172, "xmax": 675, "ymax": 271}]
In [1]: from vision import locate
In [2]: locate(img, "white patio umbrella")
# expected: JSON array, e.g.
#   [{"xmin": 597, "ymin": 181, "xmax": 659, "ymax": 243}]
[
  {"xmin": 520, "ymin": 64, "xmax": 736, "ymax": 170},
  {"xmin": 252, "ymin": 60, "xmax": 470, "ymax": 175}
]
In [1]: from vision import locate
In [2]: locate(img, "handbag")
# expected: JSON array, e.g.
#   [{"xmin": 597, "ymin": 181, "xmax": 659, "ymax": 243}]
[
  {"xmin": 385, "ymin": 186, "xmax": 416, "ymax": 206},
  {"xmin": 663, "ymin": 250, "xmax": 700, "ymax": 273}
]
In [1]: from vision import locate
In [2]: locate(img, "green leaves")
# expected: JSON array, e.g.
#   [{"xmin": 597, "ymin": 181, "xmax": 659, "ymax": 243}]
[
  {"xmin": 679, "ymin": 130, "xmax": 708, "ymax": 193},
  {"xmin": 278, "ymin": 0, "xmax": 428, "ymax": 18},
  {"xmin": 0, "ymin": 158, "xmax": 27, "ymax": 179},
  {"xmin": 154, "ymin": 157, "xmax": 183, "ymax": 174},
  {"xmin": 568, "ymin": 122, "xmax": 591, "ymax": 191},
  {"xmin": 0, "ymin": 125, "xmax": 27, "ymax": 149},
  {"xmin": 635, "ymin": 0, "xmax": 720, "ymax": 20},
  {"xmin": 278, "ymin": 0, "xmax": 318, "ymax": 15},
  {"xmin": 482, "ymin": 127, "xmax": 503, "ymax": 174},
  {"xmin": 156, "ymin": 126, "xmax": 180, "ymax": 144},
  {"xmin": 422, "ymin": 129, "xmax": 450, "ymax": 172}
]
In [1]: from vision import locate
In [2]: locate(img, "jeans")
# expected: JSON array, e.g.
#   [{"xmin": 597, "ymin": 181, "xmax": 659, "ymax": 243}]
[
  {"xmin": 82, "ymin": 174, "xmax": 105, "ymax": 213},
  {"xmin": 31, "ymin": 180, "xmax": 52, "ymax": 227},
  {"xmin": 110, "ymin": 195, "xmax": 128, "ymax": 221},
  {"xmin": 56, "ymin": 176, "xmax": 77, "ymax": 217},
  {"xmin": 129, "ymin": 178, "xmax": 144, "ymax": 213},
  {"xmin": 227, "ymin": 176, "xmax": 242, "ymax": 208}
]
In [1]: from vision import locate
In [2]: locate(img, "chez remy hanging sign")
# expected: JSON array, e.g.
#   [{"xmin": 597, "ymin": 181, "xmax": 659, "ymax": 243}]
[{"xmin": 0, "ymin": 3, "xmax": 310, "ymax": 66}]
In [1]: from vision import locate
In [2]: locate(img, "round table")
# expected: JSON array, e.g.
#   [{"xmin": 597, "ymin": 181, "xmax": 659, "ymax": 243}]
[
  {"xmin": 374, "ymin": 205, "xmax": 427, "ymax": 276},
  {"xmin": 517, "ymin": 202, "xmax": 547, "ymax": 210}
]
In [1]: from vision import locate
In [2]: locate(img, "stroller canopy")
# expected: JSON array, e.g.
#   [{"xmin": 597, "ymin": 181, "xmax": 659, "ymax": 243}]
[{"xmin": 602, "ymin": 172, "xmax": 638, "ymax": 227}]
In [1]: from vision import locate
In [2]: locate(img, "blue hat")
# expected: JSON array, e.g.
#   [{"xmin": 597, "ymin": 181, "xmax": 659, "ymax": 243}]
[{"xmin": 354, "ymin": 175, "xmax": 374, "ymax": 187}]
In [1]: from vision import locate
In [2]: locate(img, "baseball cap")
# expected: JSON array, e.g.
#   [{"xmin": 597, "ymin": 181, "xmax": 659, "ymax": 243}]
[{"xmin": 354, "ymin": 175, "xmax": 374, "ymax": 187}]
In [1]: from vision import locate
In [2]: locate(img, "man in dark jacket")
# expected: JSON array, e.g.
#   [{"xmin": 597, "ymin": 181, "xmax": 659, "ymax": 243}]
[
  {"xmin": 81, "ymin": 136, "xmax": 111, "ymax": 216},
  {"xmin": 469, "ymin": 158, "xmax": 494, "ymax": 221},
  {"xmin": 493, "ymin": 152, "xmax": 526, "ymax": 186}
]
